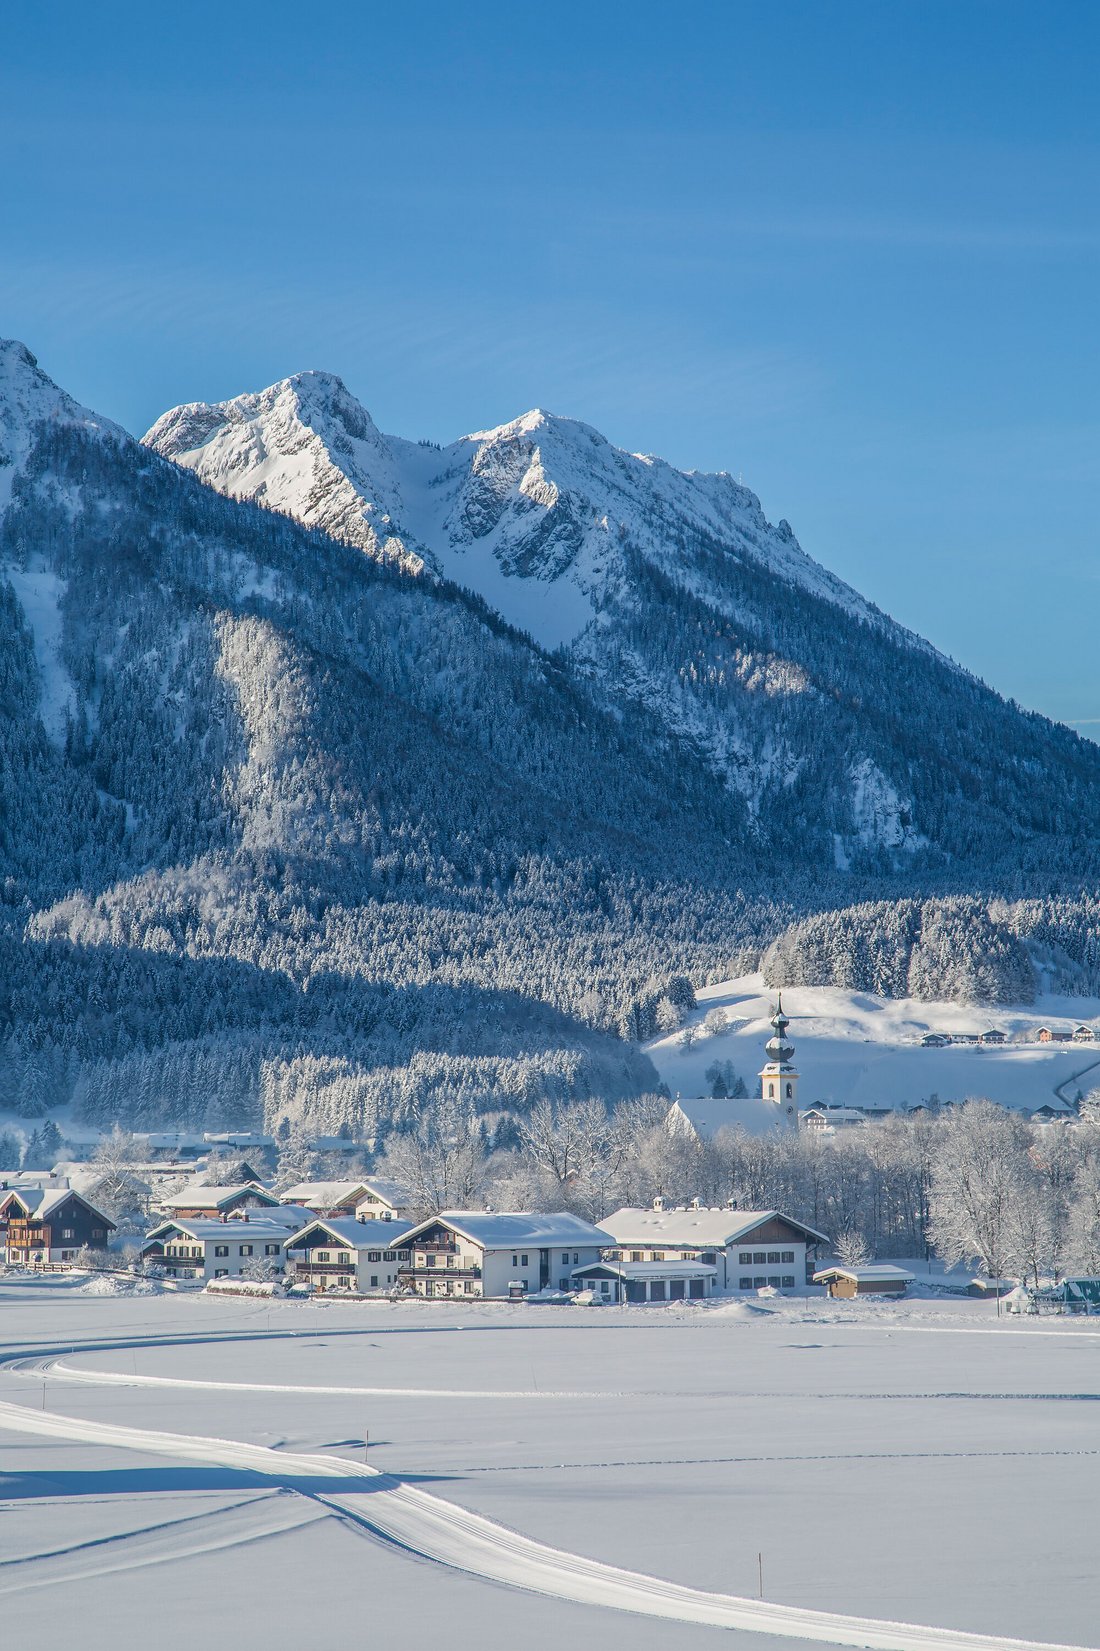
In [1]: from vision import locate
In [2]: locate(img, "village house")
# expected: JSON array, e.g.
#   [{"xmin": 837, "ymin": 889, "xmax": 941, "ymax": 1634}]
[
  {"xmin": 354, "ymin": 1177, "xmax": 414, "ymax": 1222},
  {"xmin": 798, "ymin": 1105, "xmax": 868, "ymax": 1133},
  {"xmin": 283, "ymin": 1216, "xmax": 416, "ymax": 1292},
  {"xmin": 155, "ymin": 1181, "xmax": 281, "ymax": 1220},
  {"xmin": 599, "ymin": 1199, "xmax": 829, "ymax": 1293},
  {"xmin": 4, "ymin": 1188, "xmax": 115, "ymax": 1265},
  {"xmin": 813, "ymin": 1263, "xmax": 915, "ymax": 1298},
  {"xmin": 280, "ymin": 1180, "xmax": 374, "ymax": 1217},
  {"xmin": 143, "ymin": 1212, "xmax": 301, "ymax": 1282},
  {"xmin": 570, "ymin": 1257, "xmax": 717, "ymax": 1304},
  {"xmin": 396, "ymin": 1211, "xmax": 610, "ymax": 1298}
]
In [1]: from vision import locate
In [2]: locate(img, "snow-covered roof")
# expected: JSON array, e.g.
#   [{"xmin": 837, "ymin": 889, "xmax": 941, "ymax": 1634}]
[
  {"xmin": 283, "ymin": 1216, "xmax": 416, "ymax": 1249},
  {"xmin": 160, "ymin": 1182, "xmax": 278, "ymax": 1210},
  {"xmin": 667, "ymin": 1096, "xmax": 796, "ymax": 1141},
  {"xmin": 355, "ymin": 1177, "xmax": 413, "ymax": 1210},
  {"xmin": 602, "ymin": 1206, "xmax": 829, "ymax": 1247},
  {"xmin": 146, "ymin": 1216, "xmax": 300, "ymax": 1244},
  {"xmin": 18, "ymin": 1187, "xmax": 115, "ymax": 1227},
  {"xmin": 813, "ymin": 1264, "xmax": 915, "ymax": 1283},
  {"xmin": 202, "ymin": 1133, "xmax": 276, "ymax": 1147},
  {"xmin": 280, "ymin": 1181, "xmax": 370, "ymax": 1206},
  {"xmin": 403, "ymin": 1211, "xmax": 612, "ymax": 1249},
  {"xmin": 800, "ymin": 1106, "xmax": 867, "ymax": 1124}
]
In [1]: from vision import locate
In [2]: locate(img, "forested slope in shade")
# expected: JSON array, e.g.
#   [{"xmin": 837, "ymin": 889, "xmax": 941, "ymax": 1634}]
[{"xmin": 150, "ymin": 368, "xmax": 1100, "ymax": 878}]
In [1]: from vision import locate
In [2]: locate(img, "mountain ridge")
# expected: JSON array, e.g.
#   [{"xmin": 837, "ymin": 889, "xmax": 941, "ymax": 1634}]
[{"xmin": 145, "ymin": 365, "xmax": 1097, "ymax": 875}]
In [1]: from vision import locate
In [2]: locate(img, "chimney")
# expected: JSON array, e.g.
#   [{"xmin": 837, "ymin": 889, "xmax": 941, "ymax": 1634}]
[
  {"xmin": 653, "ymin": 1195, "xmax": 664, "ymax": 1211},
  {"xmin": 690, "ymin": 1196, "xmax": 701, "ymax": 1210},
  {"xmin": 725, "ymin": 1196, "xmax": 737, "ymax": 1210}
]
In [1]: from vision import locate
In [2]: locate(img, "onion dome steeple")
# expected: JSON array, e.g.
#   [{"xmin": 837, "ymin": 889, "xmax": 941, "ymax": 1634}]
[
  {"xmin": 764, "ymin": 992, "xmax": 795, "ymax": 1065},
  {"xmin": 759, "ymin": 990, "xmax": 800, "ymax": 1120}
]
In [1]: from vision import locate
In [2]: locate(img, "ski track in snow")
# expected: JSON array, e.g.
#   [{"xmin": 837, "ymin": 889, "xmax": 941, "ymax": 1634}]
[
  {"xmin": 28, "ymin": 1357, "xmax": 1100, "ymax": 1406},
  {"xmin": 0, "ymin": 1490, "xmax": 326, "ymax": 1597},
  {"xmin": 0, "ymin": 1333, "xmax": 1097, "ymax": 1651}
]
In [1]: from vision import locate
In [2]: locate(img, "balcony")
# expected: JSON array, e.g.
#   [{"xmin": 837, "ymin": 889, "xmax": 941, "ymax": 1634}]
[
  {"xmin": 288, "ymin": 1260, "xmax": 355, "ymax": 1278},
  {"xmin": 397, "ymin": 1262, "xmax": 481, "ymax": 1279}
]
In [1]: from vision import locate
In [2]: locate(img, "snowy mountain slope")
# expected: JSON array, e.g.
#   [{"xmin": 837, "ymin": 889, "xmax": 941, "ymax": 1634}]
[
  {"xmin": 145, "ymin": 371, "xmax": 427, "ymax": 575},
  {"xmin": 0, "ymin": 340, "xmax": 125, "ymax": 515},
  {"xmin": 147, "ymin": 370, "xmax": 1100, "ymax": 874}
]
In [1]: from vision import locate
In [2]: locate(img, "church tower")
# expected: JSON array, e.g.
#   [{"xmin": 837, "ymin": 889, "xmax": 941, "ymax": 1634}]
[{"xmin": 759, "ymin": 992, "xmax": 799, "ymax": 1119}]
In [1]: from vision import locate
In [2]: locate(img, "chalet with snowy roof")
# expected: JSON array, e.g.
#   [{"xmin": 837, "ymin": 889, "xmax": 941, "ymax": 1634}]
[
  {"xmin": 284, "ymin": 1216, "xmax": 416, "ymax": 1292},
  {"xmin": 799, "ymin": 1105, "xmax": 868, "ymax": 1133},
  {"xmin": 156, "ymin": 1181, "xmax": 280, "ymax": 1219},
  {"xmin": 600, "ymin": 1199, "xmax": 829, "ymax": 1292},
  {"xmin": 5, "ymin": 1188, "xmax": 115, "ymax": 1265},
  {"xmin": 203, "ymin": 1131, "xmax": 277, "ymax": 1152},
  {"xmin": 396, "ymin": 1211, "xmax": 611, "ymax": 1298},
  {"xmin": 280, "ymin": 1180, "xmax": 373, "ymax": 1217},
  {"xmin": 0, "ymin": 1176, "xmax": 74, "ymax": 1258},
  {"xmin": 354, "ymin": 1177, "xmax": 413, "ymax": 1222},
  {"xmin": 813, "ymin": 1263, "xmax": 914, "ymax": 1299},
  {"xmin": 0, "ymin": 1187, "xmax": 38, "ymax": 1260},
  {"xmin": 143, "ymin": 1213, "xmax": 298, "ymax": 1282}
]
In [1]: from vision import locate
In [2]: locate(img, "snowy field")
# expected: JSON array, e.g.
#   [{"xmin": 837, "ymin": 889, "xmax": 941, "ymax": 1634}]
[
  {"xmin": 647, "ymin": 975, "xmax": 1100, "ymax": 1119},
  {"xmin": 2, "ymin": 1280, "xmax": 1099, "ymax": 1650}
]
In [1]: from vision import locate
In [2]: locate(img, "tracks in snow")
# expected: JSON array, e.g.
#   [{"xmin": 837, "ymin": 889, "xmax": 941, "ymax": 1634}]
[
  {"xmin": 0, "ymin": 1490, "xmax": 325, "ymax": 1597},
  {"xmin": 0, "ymin": 1383, "xmax": 1095, "ymax": 1651}
]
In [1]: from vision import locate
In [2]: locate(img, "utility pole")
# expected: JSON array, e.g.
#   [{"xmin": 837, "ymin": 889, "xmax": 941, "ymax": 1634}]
[{"xmin": 758, "ymin": 1552, "xmax": 763, "ymax": 1598}]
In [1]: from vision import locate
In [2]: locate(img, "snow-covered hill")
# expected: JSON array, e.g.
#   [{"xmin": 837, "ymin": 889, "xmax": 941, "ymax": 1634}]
[{"xmin": 647, "ymin": 974, "xmax": 1100, "ymax": 1115}]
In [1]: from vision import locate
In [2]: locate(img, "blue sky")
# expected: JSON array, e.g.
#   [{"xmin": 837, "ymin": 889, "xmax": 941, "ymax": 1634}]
[{"xmin": 2, "ymin": 2, "xmax": 1097, "ymax": 730}]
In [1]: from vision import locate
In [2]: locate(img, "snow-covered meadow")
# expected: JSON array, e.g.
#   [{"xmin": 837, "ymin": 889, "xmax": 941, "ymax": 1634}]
[
  {"xmin": 648, "ymin": 974, "xmax": 1100, "ymax": 1119},
  {"xmin": 2, "ymin": 1279, "xmax": 1098, "ymax": 1649}
]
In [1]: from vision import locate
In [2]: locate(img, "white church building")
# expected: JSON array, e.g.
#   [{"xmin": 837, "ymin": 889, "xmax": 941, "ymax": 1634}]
[{"xmin": 666, "ymin": 994, "xmax": 801, "ymax": 1142}]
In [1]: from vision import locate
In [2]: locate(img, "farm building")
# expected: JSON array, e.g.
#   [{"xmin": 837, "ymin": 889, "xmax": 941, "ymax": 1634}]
[{"xmin": 813, "ymin": 1263, "xmax": 915, "ymax": 1298}]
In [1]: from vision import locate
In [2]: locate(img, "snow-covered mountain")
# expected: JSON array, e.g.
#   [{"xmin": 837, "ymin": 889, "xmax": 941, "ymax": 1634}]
[
  {"xmin": 5, "ymin": 338, "xmax": 1100, "ymax": 1141},
  {"xmin": 147, "ymin": 370, "xmax": 1083, "ymax": 873},
  {"xmin": 147, "ymin": 373, "xmax": 879, "ymax": 646}
]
